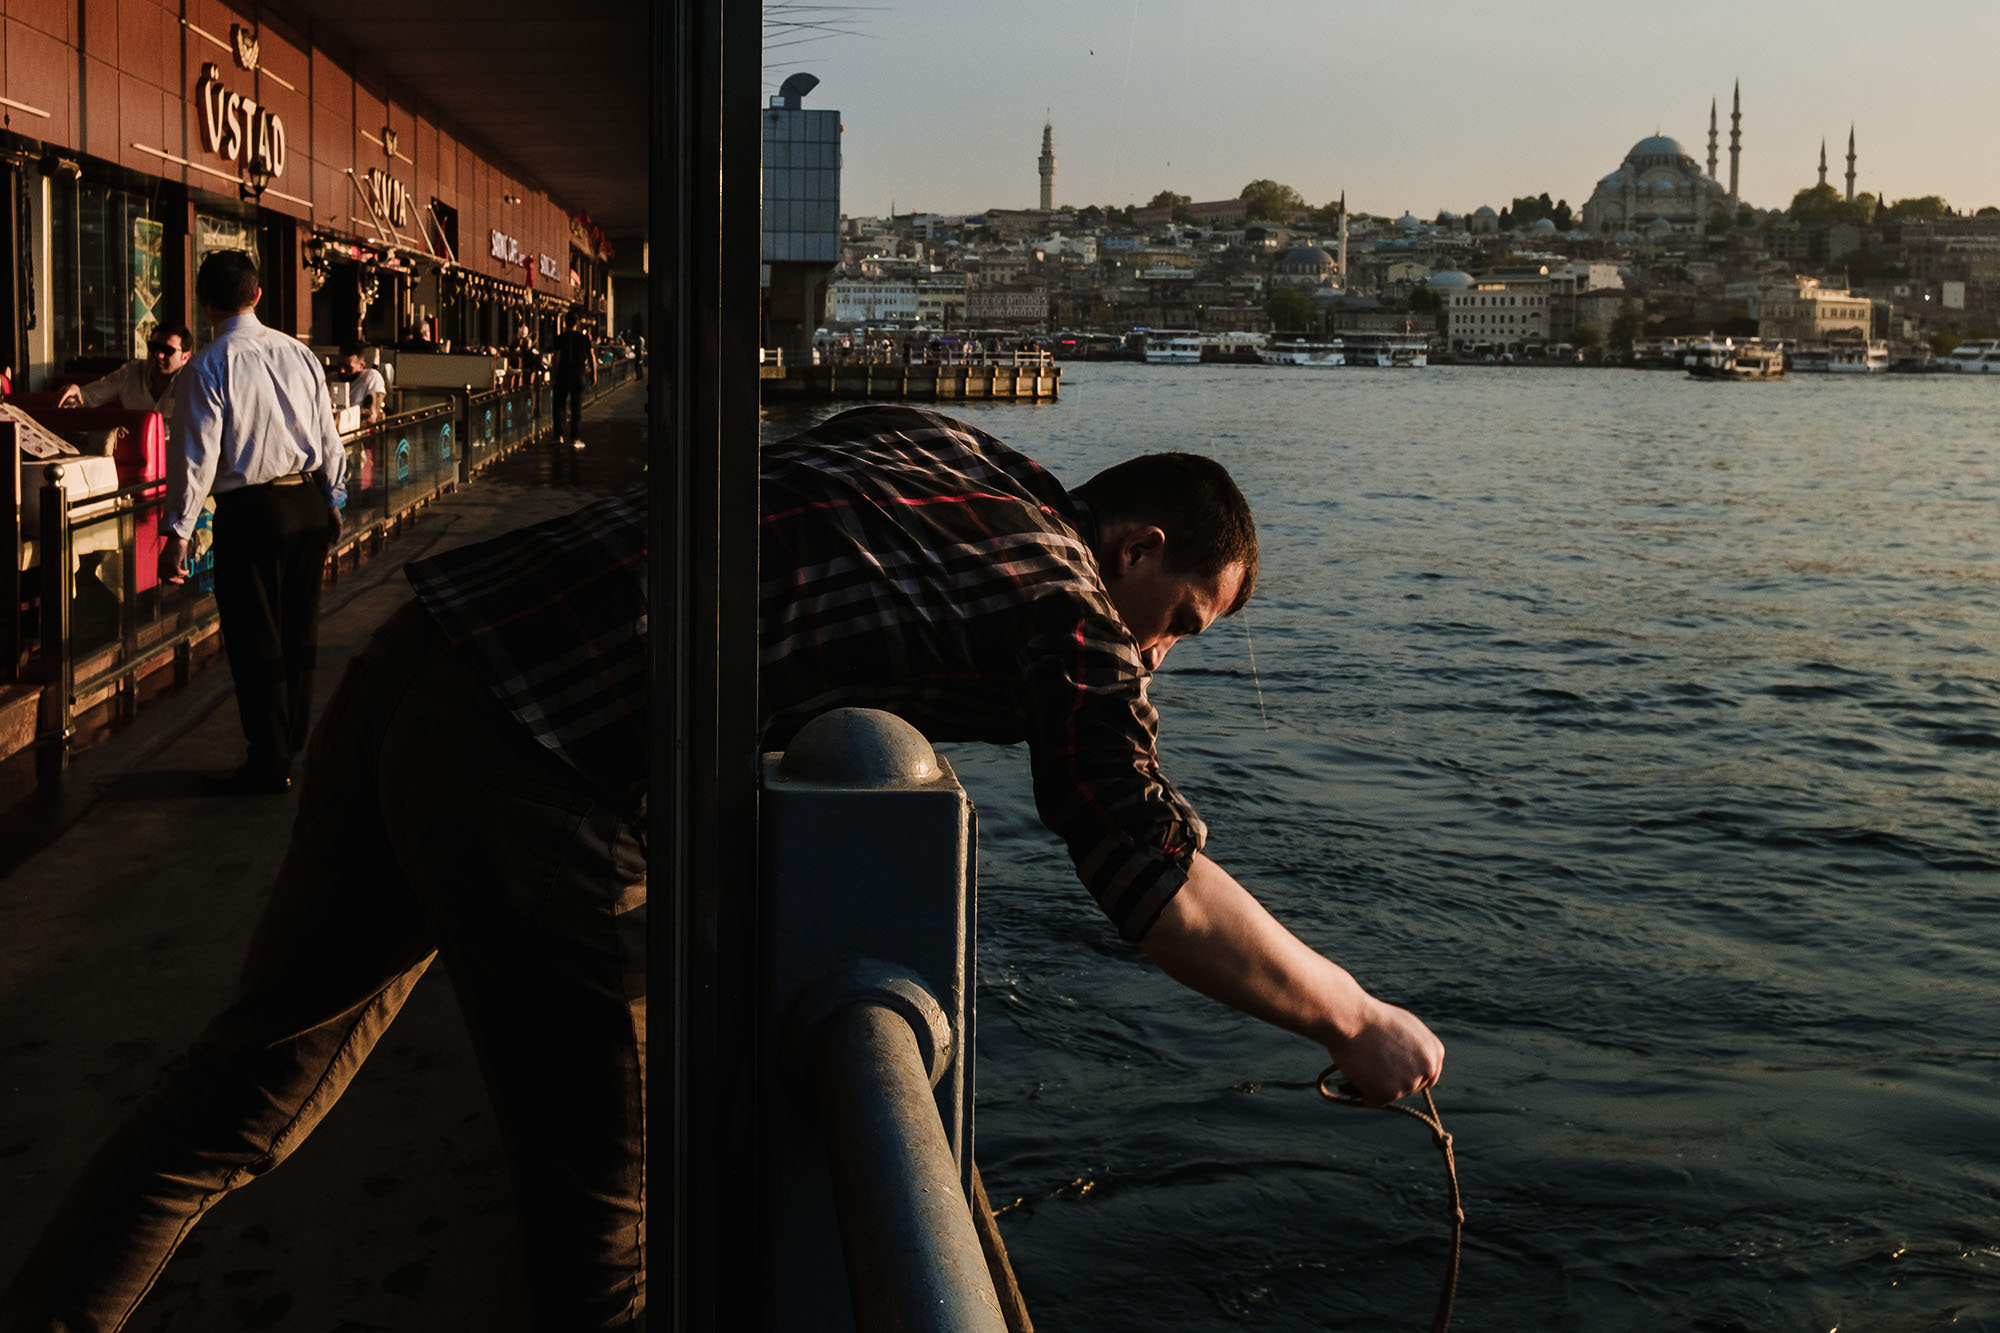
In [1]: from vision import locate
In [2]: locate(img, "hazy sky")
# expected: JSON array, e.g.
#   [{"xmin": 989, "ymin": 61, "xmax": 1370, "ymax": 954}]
[{"xmin": 763, "ymin": 1, "xmax": 1999, "ymax": 220}]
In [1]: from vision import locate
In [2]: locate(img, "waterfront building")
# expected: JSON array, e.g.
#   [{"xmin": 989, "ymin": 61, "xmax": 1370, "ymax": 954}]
[
  {"xmin": 830, "ymin": 277, "xmax": 920, "ymax": 326},
  {"xmin": 964, "ymin": 281, "xmax": 1047, "ymax": 330},
  {"xmin": 1446, "ymin": 266, "xmax": 1552, "ymax": 355},
  {"xmin": 914, "ymin": 277, "xmax": 968, "ymax": 330},
  {"xmin": 764, "ymin": 73, "xmax": 843, "ymax": 358},
  {"xmin": 1757, "ymin": 277, "xmax": 1871, "ymax": 343},
  {"xmin": 0, "ymin": 0, "xmax": 615, "ymax": 385}
]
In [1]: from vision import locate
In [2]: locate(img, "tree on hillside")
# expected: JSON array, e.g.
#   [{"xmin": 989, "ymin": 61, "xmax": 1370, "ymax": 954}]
[
  {"xmin": 1240, "ymin": 179, "xmax": 1307, "ymax": 222},
  {"xmin": 1608, "ymin": 300, "xmax": 1642, "ymax": 348},
  {"xmin": 1552, "ymin": 199, "xmax": 1573, "ymax": 230},
  {"xmin": 1885, "ymin": 195, "xmax": 1951, "ymax": 221},
  {"xmin": 1266, "ymin": 286, "xmax": 1316, "ymax": 331},
  {"xmin": 1789, "ymin": 184, "xmax": 1873, "ymax": 227},
  {"xmin": 1573, "ymin": 324, "xmax": 1603, "ymax": 350}
]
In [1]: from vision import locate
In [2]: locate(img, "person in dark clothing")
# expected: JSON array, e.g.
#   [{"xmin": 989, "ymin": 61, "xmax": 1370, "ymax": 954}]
[{"xmin": 548, "ymin": 310, "xmax": 597, "ymax": 478}]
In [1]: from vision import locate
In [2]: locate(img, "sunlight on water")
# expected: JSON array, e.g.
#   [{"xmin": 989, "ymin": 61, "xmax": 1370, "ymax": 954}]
[{"xmin": 764, "ymin": 365, "xmax": 2000, "ymax": 1331}]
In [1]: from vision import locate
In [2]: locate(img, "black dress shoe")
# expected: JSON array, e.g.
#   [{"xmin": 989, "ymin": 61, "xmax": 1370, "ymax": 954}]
[{"xmin": 200, "ymin": 765, "xmax": 293, "ymax": 795}]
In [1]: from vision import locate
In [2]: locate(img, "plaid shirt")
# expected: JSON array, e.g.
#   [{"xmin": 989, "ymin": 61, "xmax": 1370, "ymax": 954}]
[
  {"xmin": 763, "ymin": 406, "xmax": 1204, "ymax": 939},
  {"xmin": 405, "ymin": 406, "xmax": 1205, "ymax": 939},
  {"xmin": 406, "ymin": 490, "xmax": 649, "ymax": 812}
]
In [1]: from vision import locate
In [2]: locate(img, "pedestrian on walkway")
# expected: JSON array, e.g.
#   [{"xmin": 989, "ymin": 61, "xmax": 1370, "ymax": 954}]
[
  {"xmin": 548, "ymin": 309, "xmax": 596, "ymax": 479},
  {"xmin": 164, "ymin": 249, "xmax": 347, "ymax": 794}
]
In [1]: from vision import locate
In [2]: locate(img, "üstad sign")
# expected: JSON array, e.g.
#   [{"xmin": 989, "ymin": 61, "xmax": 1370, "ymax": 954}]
[{"xmin": 197, "ymin": 63, "xmax": 286, "ymax": 176}]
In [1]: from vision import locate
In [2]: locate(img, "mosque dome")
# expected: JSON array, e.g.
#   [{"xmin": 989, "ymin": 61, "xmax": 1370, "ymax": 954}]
[
  {"xmin": 1628, "ymin": 135, "xmax": 1690, "ymax": 162},
  {"xmin": 1472, "ymin": 204, "xmax": 1498, "ymax": 219},
  {"xmin": 1395, "ymin": 212, "xmax": 1424, "ymax": 232},
  {"xmin": 1649, "ymin": 215, "xmax": 1674, "ymax": 231},
  {"xmin": 1530, "ymin": 217, "xmax": 1558, "ymax": 233},
  {"xmin": 1276, "ymin": 245, "xmax": 1336, "ymax": 273},
  {"xmin": 1435, "ymin": 209, "xmax": 1458, "ymax": 223},
  {"xmin": 1426, "ymin": 268, "xmax": 1473, "ymax": 290}
]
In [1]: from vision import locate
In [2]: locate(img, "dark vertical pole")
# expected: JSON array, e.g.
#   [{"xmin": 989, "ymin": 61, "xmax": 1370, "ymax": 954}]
[{"xmin": 654, "ymin": 1, "xmax": 763, "ymax": 1329}]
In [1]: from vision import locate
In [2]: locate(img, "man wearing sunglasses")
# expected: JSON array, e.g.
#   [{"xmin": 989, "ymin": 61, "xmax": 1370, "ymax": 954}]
[{"xmin": 57, "ymin": 325, "xmax": 193, "ymax": 421}]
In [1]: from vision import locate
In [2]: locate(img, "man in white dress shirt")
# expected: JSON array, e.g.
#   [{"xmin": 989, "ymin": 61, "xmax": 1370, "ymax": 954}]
[
  {"xmin": 164, "ymin": 250, "xmax": 348, "ymax": 794},
  {"xmin": 56, "ymin": 324, "xmax": 192, "ymax": 420}
]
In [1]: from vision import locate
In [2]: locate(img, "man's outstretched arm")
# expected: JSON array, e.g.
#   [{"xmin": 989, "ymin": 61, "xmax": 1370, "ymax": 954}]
[{"xmin": 1136, "ymin": 852, "xmax": 1444, "ymax": 1106}]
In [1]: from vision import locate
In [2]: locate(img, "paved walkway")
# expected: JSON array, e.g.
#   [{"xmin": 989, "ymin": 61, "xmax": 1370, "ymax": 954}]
[{"xmin": 0, "ymin": 381, "xmax": 647, "ymax": 1332}]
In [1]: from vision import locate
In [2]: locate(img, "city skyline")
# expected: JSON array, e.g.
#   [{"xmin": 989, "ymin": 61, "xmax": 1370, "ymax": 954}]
[{"xmin": 764, "ymin": 1, "xmax": 2000, "ymax": 221}]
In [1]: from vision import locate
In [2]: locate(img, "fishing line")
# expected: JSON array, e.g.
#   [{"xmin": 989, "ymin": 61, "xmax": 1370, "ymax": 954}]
[
  {"xmin": 1241, "ymin": 615, "xmax": 1269, "ymax": 724},
  {"xmin": 1316, "ymin": 1069, "xmax": 1464, "ymax": 1333}
]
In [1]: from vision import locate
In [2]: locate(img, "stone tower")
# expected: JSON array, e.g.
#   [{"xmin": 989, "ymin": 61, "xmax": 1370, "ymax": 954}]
[
  {"xmin": 1707, "ymin": 98, "xmax": 1719, "ymax": 179},
  {"xmin": 1336, "ymin": 190, "xmax": 1348, "ymax": 289},
  {"xmin": 1728, "ymin": 81, "xmax": 1742, "ymax": 209},
  {"xmin": 1845, "ymin": 126, "xmax": 1857, "ymax": 203},
  {"xmin": 1038, "ymin": 119, "xmax": 1056, "ymax": 212}
]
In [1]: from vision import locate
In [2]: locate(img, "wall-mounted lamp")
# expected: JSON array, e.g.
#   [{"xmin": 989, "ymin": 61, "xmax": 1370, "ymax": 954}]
[
  {"xmin": 502, "ymin": 193, "xmax": 522, "ymax": 206},
  {"xmin": 240, "ymin": 145, "xmax": 275, "ymax": 203}
]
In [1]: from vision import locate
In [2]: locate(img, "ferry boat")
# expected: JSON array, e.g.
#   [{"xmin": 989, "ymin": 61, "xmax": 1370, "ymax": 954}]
[
  {"xmin": 1827, "ymin": 340, "xmax": 1890, "ymax": 374},
  {"xmin": 1343, "ymin": 334, "xmax": 1428, "ymax": 367},
  {"xmin": 1258, "ymin": 338, "xmax": 1346, "ymax": 367},
  {"xmin": 1935, "ymin": 338, "xmax": 2000, "ymax": 373},
  {"xmin": 1140, "ymin": 330, "xmax": 1206, "ymax": 365},
  {"xmin": 1790, "ymin": 340, "xmax": 1889, "ymax": 374},
  {"xmin": 1686, "ymin": 337, "xmax": 1785, "ymax": 381}
]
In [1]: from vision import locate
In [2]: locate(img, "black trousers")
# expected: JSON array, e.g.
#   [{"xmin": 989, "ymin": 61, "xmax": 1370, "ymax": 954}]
[
  {"xmin": 211, "ymin": 482, "xmax": 332, "ymax": 776},
  {"xmin": 554, "ymin": 379, "xmax": 585, "ymax": 443}
]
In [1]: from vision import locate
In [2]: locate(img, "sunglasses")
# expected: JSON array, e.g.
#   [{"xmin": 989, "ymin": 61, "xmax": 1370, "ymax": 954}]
[{"xmin": 148, "ymin": 342, "xmax": 183, "ymax": 355}]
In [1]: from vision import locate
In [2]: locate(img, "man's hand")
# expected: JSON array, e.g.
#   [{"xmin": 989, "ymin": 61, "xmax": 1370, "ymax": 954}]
[
  {"xmin": 56, "ymin": 384, "xmax": 83, "ymax": 408},
  {"xmin": 1137, "ymin": 853, "xmax": 1444, "ymax": 1106},
  {"xmin": 326, "ymin": 506, "xmax": 343, "ymax": 545},
  {"xmin": 1324, "ymin": 996, "xmax": 1445, "ymax": 1107},
  {"xmin": 158, "ymin": 534, "xmax": 189, "ymax": 585}
]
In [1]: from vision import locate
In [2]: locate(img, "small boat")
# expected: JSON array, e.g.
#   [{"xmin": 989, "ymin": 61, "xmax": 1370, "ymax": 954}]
[
  {"xmin": 1826, "ymin": 340, "xmax": 1890, "ymax": 374},
  {"xmin": 1344, "ymin": 334, "xmax": 1428, "ymax": 367},
  {"xmin": 1259, "ymin": 338, "xmax": 1346, "ymax": 367},
  {"xmin": 1935, "ymin": 338, "xmax": 2000, "ymax": 373},
  {"xmin": 1141, "ymin": 330, "xmax": 1206, "ymax": 365},
  {"xmin": 1686, "ymin": 337, "xmax": 1785, "ymax": 381}
]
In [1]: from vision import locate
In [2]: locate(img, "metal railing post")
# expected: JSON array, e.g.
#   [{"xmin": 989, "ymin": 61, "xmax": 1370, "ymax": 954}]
[
  {"xmin": 458, "ymin": 385, "xmax": 473, "ymax": 485},
  {"xmin": 761, "ymin": 708, "xmax": 994, "ymax": 1332},
  {"xmin": 36, "ymin": 469, "xmax": 73, "ymax": 794}
]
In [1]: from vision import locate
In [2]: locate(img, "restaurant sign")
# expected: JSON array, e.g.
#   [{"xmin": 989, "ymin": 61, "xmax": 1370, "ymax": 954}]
[
  {"xmin": 364, "ymin": 167, "xmax": 410, "ymax": 229},
  {"xmin": 197, "ymin": 63, "xmax": 286, "ymax": 176},
  {"xmin": 489, "ymin": 230, "xmax": 522, "ymax": 264},
  {"xmin": 539, "ymin": 253, "xmax": 560, "ymax": 280}
]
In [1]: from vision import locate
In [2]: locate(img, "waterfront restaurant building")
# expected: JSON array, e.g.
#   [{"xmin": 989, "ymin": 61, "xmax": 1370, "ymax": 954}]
[
  {"xmin": 1446, "ymin": 267, "xmax": 1553, "ymax": 356},
  {"xmin": 0, "ymin": 0, "xmax": 613, "ymax": 390}
]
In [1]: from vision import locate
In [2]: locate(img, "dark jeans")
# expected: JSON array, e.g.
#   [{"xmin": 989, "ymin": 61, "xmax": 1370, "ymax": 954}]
[
  {"xmin": 212, "ymin": 481, "xmax": 332, "ymax": 776},
  {"xmin": 0, "ymin": 603, "xmax": 647, "ymax": 1331},
  {"xmin": 554, "ymin": 379, "xmax": 585, "ymax": 444}
]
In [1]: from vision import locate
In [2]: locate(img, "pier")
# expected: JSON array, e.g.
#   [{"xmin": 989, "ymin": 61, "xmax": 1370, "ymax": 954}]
[{"xmin": 761, "ymin": 350, "xmax": 1061, "ymax": 403}]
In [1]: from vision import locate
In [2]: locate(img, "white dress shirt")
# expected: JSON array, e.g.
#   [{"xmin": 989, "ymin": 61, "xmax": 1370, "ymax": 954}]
[{"xmin": 168, "ymin": 311, "xmax": 348, "ymax": 540}]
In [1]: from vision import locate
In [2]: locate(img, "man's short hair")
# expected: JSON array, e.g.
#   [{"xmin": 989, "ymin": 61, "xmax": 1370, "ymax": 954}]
[
  {"xmin": 340, "ymin": 341, "xmax": 369, "ymax": 360},
  {"xmin": 158, "ymin": 324, "xmax": 194, "ymax": 352},
  {"xmin": 1074, "ymin": 452, "xmax": 1259, "ymax": 614},
  {"xmin": 194, "ymin": 250, "xmax": 259, "ymax": 313}
]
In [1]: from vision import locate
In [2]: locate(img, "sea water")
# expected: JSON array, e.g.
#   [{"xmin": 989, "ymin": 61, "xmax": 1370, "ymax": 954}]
[{"xmin": 763, "ymin": 362, "xmax": 2000, "ymax": 1331}]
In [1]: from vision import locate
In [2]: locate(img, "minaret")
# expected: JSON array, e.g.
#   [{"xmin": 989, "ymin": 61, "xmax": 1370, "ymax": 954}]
[
  {"xmin": 1728, "ymin": 81, "xmax": 1741, "ymax": 209},
  {"xmin": 1845, "ymin": 125, "xmax": 1857, "ymax": 203},
  {"xmin": 1038, "ymin": 118, "xmax": 1056, "ymax": 212},
  {"xmin": 1818, "ymin": 139, "xmax": 1828, "ymax": 188},
  {"xmin": 1336, "ymin": 190, "xmax": 1348, "ymax": 291},
  {"xmin": 1707, "ymin": 98, "xmax": 1719, "ymax": 178}
]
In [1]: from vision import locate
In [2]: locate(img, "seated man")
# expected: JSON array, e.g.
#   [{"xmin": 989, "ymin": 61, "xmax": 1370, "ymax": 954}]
[
  {"xmin": 337, "ymin": 342, "xmax": 388, "ymax": 424},
  {"xmin": 57, "ymin": 325, "xmax": 192, "ymax": 422},
  {"xmin": 0, "ymin": 405, "xmax": 1442, "ymax": 1332}
]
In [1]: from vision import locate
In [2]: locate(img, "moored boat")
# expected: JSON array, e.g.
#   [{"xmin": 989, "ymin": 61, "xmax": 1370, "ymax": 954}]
[
  {"xmin": 1140, "ymin": 330, "xmax": 1205, "ymax": 365},
  {"xmin": 1344, "ymin": 334, "xmax": 1428, "ymax": 367},
  {"xmin": 1686, "ymin": 336, "xmax": 1785, "ymax": 381},
  {"xmin": 1935, "ymin": 338, "xmax": 2000, "ymax": 373},
  {"xmin": 1258, "ymin": 337, "xmax": 1346, "ymax": 367}
]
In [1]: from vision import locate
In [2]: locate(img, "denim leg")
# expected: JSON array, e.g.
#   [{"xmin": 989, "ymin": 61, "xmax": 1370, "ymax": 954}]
[
  {"xmin": 374, "ymin": 637, "xmax": 647, "ymax": 1329},
  {"xmin": 0, "ymin": 604, "xmax": 443, "ymax": 1333}
]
